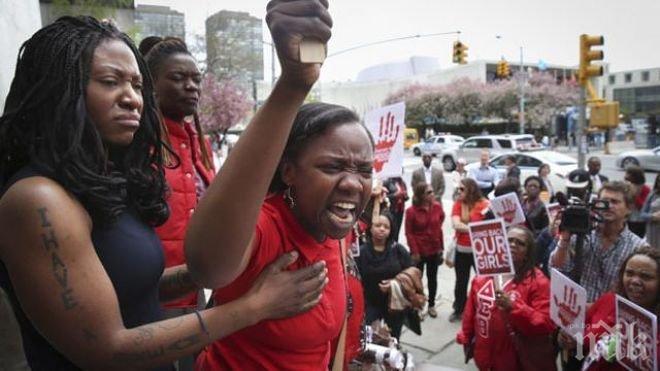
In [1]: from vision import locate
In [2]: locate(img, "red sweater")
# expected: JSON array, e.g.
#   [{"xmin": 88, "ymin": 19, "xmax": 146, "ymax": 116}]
[
  {"xmin": 155, "ymin": 117, "xmax": 215, "ymax": 308},
  {"xmin": 405, "ymin": 201, "xmax": 444, "ymax": 257},
  {"xmin": 456, "ymin": 269, "xmax": 556, "ymax": 371}
]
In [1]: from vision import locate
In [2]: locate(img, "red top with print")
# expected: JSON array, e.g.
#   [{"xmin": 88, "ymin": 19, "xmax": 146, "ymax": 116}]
[{"xmin": 195, "ymin": 193, "xmax": 347, "ymax": 371}]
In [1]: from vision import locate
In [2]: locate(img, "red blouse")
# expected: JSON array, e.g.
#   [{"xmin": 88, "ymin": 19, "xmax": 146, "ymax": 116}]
[
  {"xmin": 405, "ymin": 201, "xmax": 445, "ymax": 257},
  {"xmin": 195, "ymin": 193, "xmax": 347, "ymax": 371},
  {"xmin": 452, "ymin": 199, "xmax": 490, "ymax": 248}
]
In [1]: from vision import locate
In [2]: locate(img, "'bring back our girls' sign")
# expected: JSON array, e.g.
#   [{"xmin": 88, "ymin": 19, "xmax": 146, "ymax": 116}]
[{"xmin": 468, "ymin": 219, "xmax": 515, "ymax": 276}]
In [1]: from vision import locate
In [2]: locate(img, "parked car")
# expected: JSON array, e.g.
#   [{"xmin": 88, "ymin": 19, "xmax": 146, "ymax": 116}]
[
  {"xmin": 411, "ymin": 134, "xmax": 464, "ymax": 156},
  {"xmin": 464, "ymin": 150, "xmax": 577, "ymax": 192},
  {"xmin": 439, "ymin": 134, "xmax": 540, "ymax": 171},
  {"xmin": 616, "ymin": 146, "xmax": 660, "ymax": 171}
]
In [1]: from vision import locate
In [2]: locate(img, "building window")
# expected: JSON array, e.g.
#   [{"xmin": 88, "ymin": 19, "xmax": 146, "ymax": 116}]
[
  {"xmin": 642, "ymin": 71, "xmax": 650, "ymax": 82},
  {"xmin": 625, "ymin": 73, "xmax": 632, "ymax": 83},
  {"xmin": 609, "ymin": 75, "xmax": 616, "ymax": 85}
]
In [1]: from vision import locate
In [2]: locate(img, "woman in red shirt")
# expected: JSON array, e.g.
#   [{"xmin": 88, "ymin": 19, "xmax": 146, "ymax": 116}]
[
  {"xmin": 188, "ymin": 98, "xmax": 374, "ymax": 369},
  {"xmin": 450, "ymin": 178, "xmax": 490, "ymax": 322},
  {"xmin": 625, "ymin": 166, "xmax": 651, "ymax": 238},
  {"xmin": 141, "ymin": 38, "xmax": 215, "ymax": 311},
  {"xmin": 405, "ymin": 182, "xmax": 444, "ymax": 318},
  {"xmin": 457, "ymin": 226, "xmax": 556, "ymax": 371},
  {"xmin": 559, "ymin": 247, "xmax": 660, "ymax": 370}
]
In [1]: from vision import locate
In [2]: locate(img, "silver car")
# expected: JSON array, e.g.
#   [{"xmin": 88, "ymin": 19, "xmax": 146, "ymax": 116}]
[
  {"xmin": 411, "ymin": 135, "xmax": 464, "ymax": 156},
  {"xmin": 616, "ymin": 146, "xmax": 660, "ymax": 171}
]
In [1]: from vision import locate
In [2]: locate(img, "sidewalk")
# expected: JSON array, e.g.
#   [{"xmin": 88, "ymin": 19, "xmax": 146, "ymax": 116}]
[{"xmin": 395, "ymin": 202, "xmax": 478, "ymax": 371}]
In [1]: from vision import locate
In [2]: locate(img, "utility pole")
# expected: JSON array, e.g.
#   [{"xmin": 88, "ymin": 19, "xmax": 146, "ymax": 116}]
[{"xmin": 519, "ymin": 46, "xmax": 525, "ymax": 134}]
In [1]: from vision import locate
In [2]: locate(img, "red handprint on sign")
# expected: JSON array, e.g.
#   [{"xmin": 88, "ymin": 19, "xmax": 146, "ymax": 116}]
[
  {"xmin": 495, "ymin": 198, "xmax": 517, "ymax": 223},
  {"xmin": 553, "ymin": 285, "xmax": 582, "ymax": 327},
  {"xmin": 373, "ymin": 112, "xmax": 400, "ymax": 173}
]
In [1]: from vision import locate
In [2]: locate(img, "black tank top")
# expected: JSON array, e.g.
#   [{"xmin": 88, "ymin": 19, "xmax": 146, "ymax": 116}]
[{"xmin": 0, "ymin": 165, "xmax": 173, "ymax": 371}]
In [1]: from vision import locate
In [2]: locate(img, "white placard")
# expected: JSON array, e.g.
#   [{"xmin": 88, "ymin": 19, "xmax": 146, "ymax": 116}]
[
  {"xmin": 364, "ymin": 102, "xmax": 406, "ymax": 179},
  {"xmin": 468, "ymin": 218, "xmax": 515, "ymax": 276},
  {"xmin": 490, "ymin": 192, "xmax": 526, "ymax": 226},
  {"xmin": 616, "ymin": 295, "xmax": 657, "ymax": 371},
  {"xmin": 550, "ymin": 268, "xmax": 587, "ymax": 340}
]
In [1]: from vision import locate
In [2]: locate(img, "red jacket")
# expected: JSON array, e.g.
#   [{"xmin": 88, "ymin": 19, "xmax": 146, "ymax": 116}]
[
  {"xmin": 155, "ymin": 117, "xmax": 215, "ymax": 308},
  {"xmin": 456, "ymin": 268, "xmax": 556, "ymax": 371},
  {"xmin": 405, "ymin": 201, "xmax": 444, "ymax": 257},
  {"xmin": 581, "ymin": 292, "xmax": 660, "ymax": 371}
]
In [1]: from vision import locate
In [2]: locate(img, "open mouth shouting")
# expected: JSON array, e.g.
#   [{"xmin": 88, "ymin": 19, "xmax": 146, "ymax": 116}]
[{"xmin": 328, "ymin": 202, "xmax": 357, "ymax": 226}]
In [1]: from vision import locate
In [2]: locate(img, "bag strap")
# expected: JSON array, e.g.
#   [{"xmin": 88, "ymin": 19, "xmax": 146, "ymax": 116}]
[{"xmin": 331, "ymin": 239, "xmax": 350, "ymax": 371}]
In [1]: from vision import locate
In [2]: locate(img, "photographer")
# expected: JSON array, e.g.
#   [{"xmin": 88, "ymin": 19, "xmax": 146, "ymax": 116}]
[{"xmin": 549, "ymin": 181, "xmax": 648, "ymax": 303}]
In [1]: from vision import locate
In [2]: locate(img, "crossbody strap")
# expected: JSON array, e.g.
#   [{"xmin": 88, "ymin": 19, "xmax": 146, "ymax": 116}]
[{"xmin": 331, "ymin": 239, "xmax": 350, "ymax": 371}]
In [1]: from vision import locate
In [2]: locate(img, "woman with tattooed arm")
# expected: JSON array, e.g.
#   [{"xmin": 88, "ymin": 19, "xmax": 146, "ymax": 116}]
[{"xmin": 0, "ymin": 5, "xmax": 329, "ymax": 370}]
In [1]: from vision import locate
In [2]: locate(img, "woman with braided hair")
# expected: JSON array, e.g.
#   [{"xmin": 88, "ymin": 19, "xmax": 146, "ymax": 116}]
[
  {"xmin": 0, "ymin": 12, "xmax": 329, "ymax": 371},
  {"xmin": 139, "ymin": 34, "xmax": 215, "ymax": 371}
]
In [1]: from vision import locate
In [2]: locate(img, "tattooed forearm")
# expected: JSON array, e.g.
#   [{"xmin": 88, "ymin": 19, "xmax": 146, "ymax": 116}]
[
  {"xmin": 37, "ymin": 207, "xmax": 78, "ymax": 310},
  {"xmin": 112, "ymin": 332, "xmax": 202, "ymax": 365}
]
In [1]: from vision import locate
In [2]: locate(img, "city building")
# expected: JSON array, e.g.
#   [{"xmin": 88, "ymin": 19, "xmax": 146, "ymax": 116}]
[
  {"xmin": 603, "ymin": 68, "xmax": 660, "ymax": 118},
  {"xmin": 134, "ymin": 4, "xmax": 184, "ymax": 43},
  {"xmin": 205, "ymin": 10, "xmax": 264, "ymax": 84}
]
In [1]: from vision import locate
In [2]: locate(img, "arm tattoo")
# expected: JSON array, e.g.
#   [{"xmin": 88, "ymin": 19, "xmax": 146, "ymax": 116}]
[
  {"xmin": 112, "ymin": 328, "xmax": 201, "ymax": 365},
  {"xmin": 37, "ymin": 207, "xmax": 78, "ymax": 310}
]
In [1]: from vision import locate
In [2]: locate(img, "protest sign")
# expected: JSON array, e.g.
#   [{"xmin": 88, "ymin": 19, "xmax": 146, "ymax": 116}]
[
  {"xmin": 550, "ymin": 268, "xmax": 587, "ymax": 339},
  {"xmin": 616, "ymin": 295, "xmax": 657, "ymax": 371},
  {"xmin": 546, "ymin": 203, "xmax": 562, "ymax": 225},
  {"xmin": 490, "ymin": 193, "xmax": 526, "ymax": 226},
  {"xmin": 364, "ymin": 102, "xmax": 406, "ymax": 179},
  {"xmin": 468, "ymin": 219, "xmax": 514, "ymax": 276}
]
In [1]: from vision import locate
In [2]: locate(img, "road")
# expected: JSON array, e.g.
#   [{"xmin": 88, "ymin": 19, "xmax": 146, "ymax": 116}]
[{"xmin": 394, "ymin": 147, "xmax": 645, "ymax": 370}]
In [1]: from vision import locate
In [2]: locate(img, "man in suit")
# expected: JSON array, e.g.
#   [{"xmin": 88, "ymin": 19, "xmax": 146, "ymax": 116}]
[
  {"xmin": 588, "ymin": 156, "xmax": 609, "ymax": 194},
  {"xmin": 411, "ymin": 153, "xmax": 445, "ymax": 203}
]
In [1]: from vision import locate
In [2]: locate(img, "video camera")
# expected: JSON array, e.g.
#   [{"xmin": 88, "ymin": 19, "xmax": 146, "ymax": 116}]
[
  {"xmin": 556, "ymin": 168, "xmax": 609, "ymax": 235},
  {"xmin": 558, "ymin": 195, "xmax": 609, "ymax": 234}
]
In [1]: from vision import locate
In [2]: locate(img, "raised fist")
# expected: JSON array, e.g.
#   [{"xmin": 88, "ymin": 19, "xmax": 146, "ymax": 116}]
[{"xmin": 266, "ymin": 0, "xmax": 332, "ymax": 89}]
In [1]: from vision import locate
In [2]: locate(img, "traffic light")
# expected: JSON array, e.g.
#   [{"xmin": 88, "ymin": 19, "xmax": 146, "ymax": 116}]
[
  {"xmin": 496, "ymin": 60, "xmax": 510, "ymax": 78},
  {"xmin": 453, "ymin": 41, "xmax": 468, "ymax": 64},
  {"xmin": 579, "ymin": 34, "xmax": 604, "ymax": 85},
  {"xmin": 589, "ymin": 101, "xmax": 620, "ymax": 129}
]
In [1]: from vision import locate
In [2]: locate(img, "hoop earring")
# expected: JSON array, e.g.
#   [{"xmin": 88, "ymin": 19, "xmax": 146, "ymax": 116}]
[{"xmin": 284, "ymin": 186, "xmax": 296, "ymax": 209}]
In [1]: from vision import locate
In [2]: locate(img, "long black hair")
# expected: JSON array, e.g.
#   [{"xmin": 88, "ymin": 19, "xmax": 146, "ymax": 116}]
[
  {"xmin": 0, "ymin": 16, "xmax": 168, "ymax": 226},
  {"xmin": 141, "ymin": 36, "xmax": 213, "ymax": 171},
  {"xmin": 268, "ymin": 102, "xmax": 373, "ymax": 193}
]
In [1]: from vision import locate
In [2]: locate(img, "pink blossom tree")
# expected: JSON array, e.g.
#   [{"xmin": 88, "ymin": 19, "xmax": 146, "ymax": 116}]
[{"xmin": 198, "ymin": 73, "xmax": 253, "ymax": 134}]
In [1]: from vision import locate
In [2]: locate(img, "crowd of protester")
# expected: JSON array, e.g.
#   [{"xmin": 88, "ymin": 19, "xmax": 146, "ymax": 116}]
[{"xmin": 1, "ymin": 2, "xmax": 659, "ymax": 370}]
